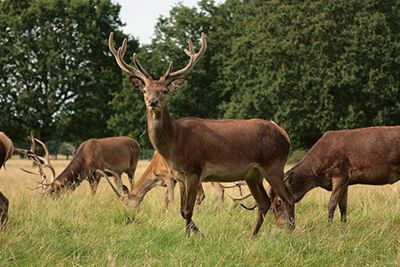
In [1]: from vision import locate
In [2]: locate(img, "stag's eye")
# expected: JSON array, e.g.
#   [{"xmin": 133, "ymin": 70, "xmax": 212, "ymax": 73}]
[
  {"xmin": 162, "ymin": 89, "xmax": 168, "ymax": 94},
  {"xmin": 142, "ymin": 88, "xmax": 148, "ymax": 94}
]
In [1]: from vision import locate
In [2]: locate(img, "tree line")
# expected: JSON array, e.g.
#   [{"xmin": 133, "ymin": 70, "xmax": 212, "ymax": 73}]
[{"xmin": 1, "ymin": 0, "xmax": 399, "ymax": 153}]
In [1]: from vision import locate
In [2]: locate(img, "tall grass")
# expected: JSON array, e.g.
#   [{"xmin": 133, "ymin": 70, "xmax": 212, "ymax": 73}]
[{"xmin": 0, "ymin": 159, "xmax": 399, "ymax": 266}]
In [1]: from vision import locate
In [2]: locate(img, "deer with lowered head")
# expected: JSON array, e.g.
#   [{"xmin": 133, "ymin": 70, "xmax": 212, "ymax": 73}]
[
  {"xmin": 108, "ymin": 32, "xmax": 295, "ymax": 236},
  {"xmin": 269, "ymin": 126, "xmax": 400, "ymax": 226},
  {"xmin": 18, "ymin": 135, "xmax": 140, "ymax": 196},
  {"xmin": 0, "ymin": 132, "xmax": 13, "ymax": 228},
  {"xmin": 101, "ymin": 151, "xmax": 244, "ymax": 211}
]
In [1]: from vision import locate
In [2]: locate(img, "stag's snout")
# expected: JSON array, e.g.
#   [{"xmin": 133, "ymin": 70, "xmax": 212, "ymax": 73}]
[
  {"xmin": 148, "ymin": 97, "xmax": 159, "ymax": 108},
  {"xmin": 122, "ymin": 197, "xmax": 142, "ymax": 212}
]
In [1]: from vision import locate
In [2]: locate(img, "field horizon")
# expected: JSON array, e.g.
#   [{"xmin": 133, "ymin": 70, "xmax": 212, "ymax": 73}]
[{"xmin": 0, "ymin": 158, "xmax": 399, "ymax": 266}]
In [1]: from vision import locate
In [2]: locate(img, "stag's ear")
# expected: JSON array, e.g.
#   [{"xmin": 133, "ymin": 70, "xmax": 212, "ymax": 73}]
[
  {"xmin": 129, "ymin": 76, "xmax": 145, "ymax": 91},
  {"xmin": 166, "ymin": 78, "xmax": 185, "ymax": 92}
]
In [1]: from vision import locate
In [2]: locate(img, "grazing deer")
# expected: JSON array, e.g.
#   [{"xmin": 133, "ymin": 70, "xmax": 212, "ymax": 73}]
[
  {"xmin": 0, "ymin": 132, "xmax": 13, "ymax": 228},
  {"xmin": 18, "ymin": 136, "xmax": 140, "ymax": 196},
  {"xmin": 101, "ymin": 151, "xmax": 244, "ymax": 211},
  {"xmin": 270, "ymin": 126, "xmax": 400, "ymax": 225},
  {"xmin": 108, "ymin": 32, "xmax": 295, "ymax": 236}
]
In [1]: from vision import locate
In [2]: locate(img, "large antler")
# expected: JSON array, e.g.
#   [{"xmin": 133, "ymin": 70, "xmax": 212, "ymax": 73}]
[
  {"xmin": 96, "ymin": 169, "xmax": 128, "ymax": 198},
  {"xmin": 108, "ymin": 32, "xmax": 152, "ymax": 81},
  {"xmin": 161, "ymin": 32, "xmax": 207, "ymax": 81},
  {"xmin": 16, "ymin": 134, "xmax": 56, "ymax": 184},
  {"xmin": 96, "ymin": 170, "xmax": 121, "ymax": 197},
  {"xmin": 32, "ymin": 138, "xmax": 56, "ymax": 182}
]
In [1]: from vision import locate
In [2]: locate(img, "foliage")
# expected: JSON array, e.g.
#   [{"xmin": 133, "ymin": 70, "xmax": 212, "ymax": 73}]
[
  {"xmin": 0, "ymin": 0, "xmax": 139, "ymax": 143},
  {"xmin": 1, "ymin": 0, "xmax": 399, "ymax": 149},
  {"xmin": 109, "ymin": 0, "xmax": 400, "ymax": 149}
]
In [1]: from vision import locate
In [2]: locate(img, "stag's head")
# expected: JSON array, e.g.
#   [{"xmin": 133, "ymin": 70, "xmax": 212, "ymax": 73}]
[
  {"xmin": 269, "ymin": 172, "xmax": 300, "ymax": 227},
  {"xmin": 108, "ymin": 32, "xmax": 207, "ymax": 113},
  {"xmin": 268, "ymin": 187, "xmax": 286, "ymax": 228}
]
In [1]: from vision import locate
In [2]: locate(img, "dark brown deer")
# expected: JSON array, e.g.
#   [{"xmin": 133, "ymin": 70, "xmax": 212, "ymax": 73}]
[
  {"xmin": 270, "ymin": 126, "xmax": 400, "ymax": 225},
  {"xmin": 108, "ymin": 32, "xmax": 295, "ymax": 236},
  {"xmin": 101, "ymin": 151, "xmax": 243, "ymax": 211},
  {"xmin": 18, "ymin": 136, "xmax": 140, "ymax": 196},
  {"xmin": 0, "ymin": 132, "xmax": 13, "ymax": 228}
]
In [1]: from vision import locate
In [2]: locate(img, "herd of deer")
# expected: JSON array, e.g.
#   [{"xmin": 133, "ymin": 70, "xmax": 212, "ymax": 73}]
[{"xmin": 0, "ymin": 32, "xmax": 399, "ymax": 237}]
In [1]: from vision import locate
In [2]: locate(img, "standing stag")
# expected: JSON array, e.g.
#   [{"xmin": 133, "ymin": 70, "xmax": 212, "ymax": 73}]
[
  {"xmin": 0, "ymin": 132, "xmax": 13, "ymax": 228},
  {"xmin": 109, "ymin": 32, "xmax": 295, "ymax": 236},
  {"xmin": 102, "ymin": 151, "xmax": 243, "ymax": 211},
  {"xmin": 269, "ymin": 126, "xmax": 400, "ymax": 225},
  {"xmin": 18, "ymin": 136, "xmax": 140, "ymax": 196}
]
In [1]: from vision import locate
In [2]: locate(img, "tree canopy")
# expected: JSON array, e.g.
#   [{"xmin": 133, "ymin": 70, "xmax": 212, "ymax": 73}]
[
  {"xmin": 0, "ymin": 0, "xmax": 139, "ymax": 143},
  {"xmin": 1, "ymin": 0, "xmax": 399, "ymax": 151}
]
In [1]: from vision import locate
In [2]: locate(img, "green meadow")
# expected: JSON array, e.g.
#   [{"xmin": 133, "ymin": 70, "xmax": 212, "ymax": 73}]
[{"xmin": 0, "ymin": 158, "xmax": 399, "ymax": 266}]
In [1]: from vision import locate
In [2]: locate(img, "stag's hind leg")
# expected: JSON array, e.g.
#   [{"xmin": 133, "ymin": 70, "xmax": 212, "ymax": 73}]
[
  {"xmin": 0, "ymin": 191, "xmax": 9, "ymax": 229},
  {"xmin": 211, "ymin": 182, "xmax": 225, "ymax": 211},
  {"xmin": 246, "ymin": 179, "xmax": 271, "ymax": 237},
  {"xmin": 196, "ymin": 184, "xmax": 205, "ymax": 206},
  {"xmin": 165, "ymin": 178, "xmax": 176, "ymax": 211}
]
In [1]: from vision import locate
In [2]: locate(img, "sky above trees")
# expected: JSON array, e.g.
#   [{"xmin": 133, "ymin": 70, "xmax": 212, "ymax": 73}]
[{"xmin": 114, "ymin": 0, "xmax": 224, "ymax": 44}]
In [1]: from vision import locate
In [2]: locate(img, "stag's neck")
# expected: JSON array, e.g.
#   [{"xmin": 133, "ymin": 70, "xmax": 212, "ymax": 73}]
[
  {"xmin": 288, "ymin": 162, "xmax": 319, "ymax": 202},
  {"xmin": 53, "ymin": 159, "xmax": 85, "ymax": 189},
  {"xmin": 147, "ymin": 106, "xmax": 175, "ymax": 157},
  {"xmin": 130, "ymin": 175, "xmax": 159, "ymax": 201}
]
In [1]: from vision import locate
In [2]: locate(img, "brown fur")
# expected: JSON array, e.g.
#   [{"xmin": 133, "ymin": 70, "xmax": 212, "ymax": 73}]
[
  {"xmin": 110, "ymin": 32, "xmax": 295, "ymax": 236},
  {"xmin": 48, "ymin": 137, "xmax": 140, "ymax": 195},
  {"xmin": 271, "ymin": 126, "xmax": 400, "ymax": 224},
  {"xmin": 121, "ymin": 151, "xmax": 226, "ymax": 211},
  {"xmin": 0, "ymin": 132, "xmax": 13, "ymax": 228},
  {"xmin": 0, "ymin": 132, "xmax": 13, "ymax": 168}
]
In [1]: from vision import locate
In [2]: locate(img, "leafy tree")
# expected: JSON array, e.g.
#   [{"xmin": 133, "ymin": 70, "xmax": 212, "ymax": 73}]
[
  {"xmin": 219, "ymin": 0, "xmax": 400, "ymax": 147},
  {"xmin": 0, "ymin": 0, "xmax": 139, "ymax": 143}
]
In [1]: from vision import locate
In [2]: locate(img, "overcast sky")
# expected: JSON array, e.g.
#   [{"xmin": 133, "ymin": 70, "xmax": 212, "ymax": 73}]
[{"xmin": 114, "ymin": 0, "xmax": 223, "ymax": 44}]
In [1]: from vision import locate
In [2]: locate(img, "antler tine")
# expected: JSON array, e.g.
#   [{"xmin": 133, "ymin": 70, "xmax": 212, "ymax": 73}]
[
  {"xmin": 33, "ymin": 138, "xmax": 56, "ymax": 182},
  {"xmin": 108, "ymin": 32, "xmax": 118, "ymax": 56},
  {"xmin": 33, "ymin": 138, "xmax": 50, "ymax": 163},
  {"xmin": 162, "ymin": 61, "xmax": 174, "ymax": 79},
  {"xmin": 162, "ymin": 32, "xmax": 207, "ymax": 81},
  {"xmin": 29, "ymin": 131, "xmax": 35, "ymax": 153},
  {"xmin": 240, "ymin": 202, "xmax": 257, "ymax": 211},
  {"xmin": 20, "ymin": 168, "xmax": 39, "ymax": 175},
  {"xmin": 219, "ymin": 181, "xmax": 246, "ymax": 189},
  {"xmin": 185, "ymin": 38, "xmax": 194, "ymax": 56},
  {"xmin": 108, "ymin": 32, "xmax": 152, "ymax": 81},
  {"xmin": 228, "ymin": 192, "xmax": 252, "ymax": 201},
  {"xmin": 96, "ymin": 170, "xmax": 121, "ymax": 198},
  {"xmin": 132, "ymin": 53, "xmax": 152, "ymax": 78}
]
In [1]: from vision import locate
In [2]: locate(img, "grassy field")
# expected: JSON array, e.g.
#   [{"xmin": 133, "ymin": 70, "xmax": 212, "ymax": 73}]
[{"xmin": 0, "ymin": 158, "xmax": 399, "ymax": 266}]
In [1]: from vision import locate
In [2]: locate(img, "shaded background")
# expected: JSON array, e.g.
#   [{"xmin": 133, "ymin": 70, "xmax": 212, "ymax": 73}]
[{"xmin": 1, "ymin": 0, "xmax": 399, "ymax": 156}]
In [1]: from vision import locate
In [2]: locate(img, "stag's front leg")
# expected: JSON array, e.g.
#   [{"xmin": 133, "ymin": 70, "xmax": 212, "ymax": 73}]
[
  {"xmin": 180, "ymin": 175, "xmax": 202, "ymax": 236},
  {"xmin": 0, "ymin": 191, "xmax": 9, "ymax": 230},
  {"xmin": 246, "ymin": 180, "xmax": 271, "ymax": 237},
  {"xmin": 88, "ymin": 175, "xmax": 100, "ymax": 196}
]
